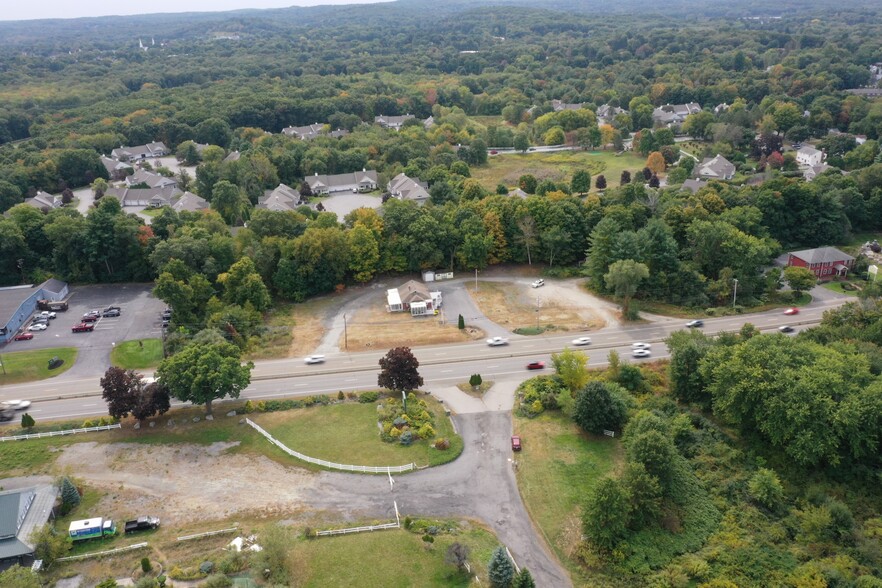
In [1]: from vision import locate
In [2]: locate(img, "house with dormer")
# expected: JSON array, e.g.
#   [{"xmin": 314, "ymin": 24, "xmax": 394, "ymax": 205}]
[
  {"xmin": 126, "ymin": 169, "xmax": 178, "ymax": 190},
  {"xmin": 110, "ymin": 141, "xmax": 169, "ymax": 161},
  {"xmin": 696, "ymin": 154, "xmax": 736, "ymax": 180},
  {"xmin": 306, "ymin": 170, "xmax": 378, "ymax": 195},
  {"xmin": 23, "ymin": 191, "xmax": 63, "ymax": 211},
  {"xmin": 388, "ymin": 173, "xmax": 430, "ymax": 204},
  {"xmin": 374, "ymin": 115, "xmax": 416, "ymax": 131},
  {"xmin": 257, "ymin": 183, "xmax": 303, "ymax": 212},
  {"xmin": 652, "ymin": 103, "xmax": 702, "ymax": 127}
]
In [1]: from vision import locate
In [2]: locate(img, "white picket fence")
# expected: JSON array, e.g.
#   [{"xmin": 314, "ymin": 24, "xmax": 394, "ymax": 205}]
[
  {"xmin": 316, "ymin": 522, "xmax": 400, "ymax": 537},
  {"xmin": 245, "ymin": 418, "xmax": 415, "ymax": 474},
  {"xmin": 0, "ymin": 423, "xmax": 121, "ymax": 442},
  {"xmin": 177, "ymin": 526, "xmax": 239, "ymax": 542},
  {"xmin": 57, "ymin": 541, "xmax": 148, "ymax": 562}
]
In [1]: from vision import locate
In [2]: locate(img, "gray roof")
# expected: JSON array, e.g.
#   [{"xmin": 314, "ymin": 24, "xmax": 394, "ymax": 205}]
[
  {"xmin": 0, "ymin": 284, "xmax": 42, "ymax": 325},
  {"xmin": 388, "ymin": 174, "xmax": 430, "ymax": 202},
  {"xmin": 105, "ymin": 185, "xmax": 182, "ymax": 207},
  {"xmin": 697, "ymin": 154, "xmax": 735, "ymax": 179},
  {"xmin": 24, "ymin": 191, "xmax": 62, "ymax": 211},
  {"xmin": 257, "ymin": 184, "xmax": 302, "ymax": 212},
  {"xmin": 40, "ymin": 278, "xmax": 67, "ymax": 296},
  {"xmin": 306, "ymin": 170, "xmax": 378, "ymax": 191},
  {"xmin": 374, "ymin": 114, "xmax": 415, "ymax": 129},
  {"xmin": 282, "ymin": 123, "xmax": 325, "ymax": 140},
  {"xmin": 110, "ymin": 141, "xmax": 168, "ymax": 160},
  {"xmin": 0, "ymin": 485, "xmax": 56, "ymax": 560},
  {"xmin": 171, "ymin": 192, "xmax": 209, "ymax": 213},
  {"xmin": 652, "ymin": 102, "xmax": 702, "ymax": 124},
  {"xmin": 127, "ymin": 169, "xmax": 177, "ymax": 189},
  {"xmin": 223, "ymin": 151, "xmax": 241, "ymax": 162},
  {"xmin": 790, "ymin": 246, "xmax": 855, "ymax": 264},
  {"xmin": 100, "ymin": 156, "xmax": 133, "ymax": 175},
  {"xmin": 507, "ymin": 188, "xmax": 529, "ymax": 199},
  {"xmin": 681, "ymin": 178, "xmax": 708, "ymax": 193},
  {"xmin": 551, "ymin": 99, "xmax": 585, "ymax": 111}
]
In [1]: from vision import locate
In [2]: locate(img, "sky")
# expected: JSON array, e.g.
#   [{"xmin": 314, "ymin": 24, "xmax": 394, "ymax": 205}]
[{"xmin": 1, "ymin": 0, "xmax": 391, "ymax": 22}]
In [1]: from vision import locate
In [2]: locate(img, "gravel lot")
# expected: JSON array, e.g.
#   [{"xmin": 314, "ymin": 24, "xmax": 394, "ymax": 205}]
[{"xmin": 14, "ymin": 284, "xmax": 167, "ymax": 377}]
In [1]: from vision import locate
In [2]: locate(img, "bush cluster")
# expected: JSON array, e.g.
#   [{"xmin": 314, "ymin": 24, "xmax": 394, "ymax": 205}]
[
  {"xmin": 243, "ymin": 395, "xmax": 334, "ymax": 414},
  {"xmin": 378, "ymin": 395, "xmax": 436, "ymax": 444},
  {"xmin": 81, "ymin": 416, "xmax": 119, "ymax": 428},
  {"xmin": 516, "ymin": 377, "xmax": 566, "ymax": 418}
]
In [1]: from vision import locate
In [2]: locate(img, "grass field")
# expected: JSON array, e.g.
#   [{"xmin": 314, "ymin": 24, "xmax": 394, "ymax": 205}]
[
  {"xmin": 110, "ymin": 338, "xmax": 163, "ymax": 370},
  {"xmin": 252, "ymin": 397, "xmax": 463, "ymax": 468},
  {"xmin": 822, "ymin": 281, "xmax": 861, "ymax": 296},
  {"xmin": 473, "ymin": 150, "xmax": 648, "ymax": 192},
  {"xmin": 0, "ymin": 347, "xmax": 78, "ymax": 385},
  {"xmin": 513, "ymin": 411, "xmax": 621, "ymax": 581},
  {"xmin": 469, "ymin": 281, "xmax": 604, "ymax": 332}
]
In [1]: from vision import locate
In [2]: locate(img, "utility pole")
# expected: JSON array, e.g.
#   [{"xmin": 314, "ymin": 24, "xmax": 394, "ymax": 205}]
[
  {"xmin": 732, "ymin": 278, "xmax": 738, "ymax": 308},
  {"xmin": 343, "ymin": 314, "xmax": 348, "ymax": 351},
  {"xmin": 536, "ymin": 296, "xmax": 541, "ymax": 330},
  {"xmin": 474, "ymin": 268, "xmax": 478, "ymax": 293}
]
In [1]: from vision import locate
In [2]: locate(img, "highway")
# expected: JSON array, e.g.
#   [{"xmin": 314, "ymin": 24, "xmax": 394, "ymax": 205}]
[{"xmin": 0, "ymin": 301, "xmax": 833, "ymax": 421}]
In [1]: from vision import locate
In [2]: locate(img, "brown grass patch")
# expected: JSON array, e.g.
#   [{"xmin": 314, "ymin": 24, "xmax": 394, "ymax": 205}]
[
  {"xmin": 342, "ymin": 299, "xmax": 484, "ymax": 351},
  {"xmin": 468, "ymin": 281, "xmax": 604, "ymax": 332},
  {"xmin": 249, "ymin": 298, "xmax": 338, "ymax": 360}
]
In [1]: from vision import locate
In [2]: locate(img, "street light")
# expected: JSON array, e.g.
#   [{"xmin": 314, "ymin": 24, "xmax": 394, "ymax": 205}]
[{"xmin": 732, "ymin": 278, "xmax": 739, "ymax": 308}]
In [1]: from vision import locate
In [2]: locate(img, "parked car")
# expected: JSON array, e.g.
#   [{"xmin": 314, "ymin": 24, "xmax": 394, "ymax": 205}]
[
  {"xmin": 161, "ymin": 309, "xmax": 172, "ymax": 319},
  {"xmin": 38, "ymin": 311, "xmax": 57, "ymax": 320},
  {"xmin": 31, "ymin": 317, "xmax": 49, "ymax": 325},
  {"xmin": 27, "ymin": 323, "xmax": 48, "ymax": 331},
  {"xmin": 102, "ymin": 309, "xmax": 121, "ymax": 317},
  {"xmin": 686, "ymin": 319, "xmax": 704, "ymax": 328},
  {"xmin": 632, "ymin": 349, "xmax": 651, "ymax": 358},
  {"xmin": 104, "ymin": 306, "xmax": 121, "ymax": 313},
  {"xmin": 81, "ymin": 315, "xmax": 99, "ymax": 323},
  {"xmin": 486, "ymin": 336, "xmax": 509, "ymax": 347},
  {"xmin": 304, "ymin": 355, "xmax": 326, "ymax": 365},
  {"xmin": 511, "ymin": 435, "xmax": 522, "ymax": 451},
  {"xmin": 779, "ymin": 325, "xmax": 794, "ymax": 333},
  {"xmin": 2, "ymin": 400, "xmax": 32, "ymax": 411},
  {"xmin": 526, "ymin": 361, "xmax": 545, "ymax": 370},
  {"xmin": 84, "ymin": 309, "xmax": 100, "ymax": 317},
  {"xmin": 783, "ymin": 307, "xmax": 799, "ymax": 315},
  {"xmin": 631, "ymin": 342, "xmax": 651, "ymax": 350},
  {"xmin": 489, "ymin": 150, "xmax": 498, "ymax": 155},
  {"xmin": 72, "ymin": 322, "xmax": 95, "ymax": 333},
  {"xmin": 13, "ymin": 332, "xmax": 34, "ymax": 341},
  {"xmin": 531, "ymin": 279, "xmax": 545, "ymax": 288},
  {"xmin": 571, "ymin": 336, "xmax": 592, "ymax": 346}
]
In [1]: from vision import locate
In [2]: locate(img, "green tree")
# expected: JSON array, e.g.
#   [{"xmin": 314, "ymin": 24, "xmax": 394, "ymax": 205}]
[
  {"xmin": 347, "ymin": 224, "xmax": 380, "ymax": 283},
  {"xmin": 783, "ymin": 265, "xmax": 816, "ymax": 298},
  {"xmin": 518, "ymin": 174, "xmax": 537, "ymax": 194},
  {"xmin": 574, "ymin": 381, "xmax": 629, "ymax": 434},
  {"xmin": 377, "ymin": 347, "xmax": 424, "ymax": 396},
  {"xmin": 586, "ymin": 217, "xmax": 622, "ymax": 288},
  {"xmin": 469, "ymin": 374, "xmax": 483, "ymax": 389},
  {"xmin": 771, "ymin": 102, "xmax": 802, "ymax": 137},
  {"xmin": 458, "ymin": 314, "xmax": 465, "ymax": 329},
  {"xmin": 551, "ymin": 348, "xmax": 589, "ymax": 392},
  {"xmin": 627, "ymin": 430, "xmax": 676, "ymax": 488},
  {"xmin": 218, "ymin": 257, "xmax": 271, "ymax": 311},
  {"xmin": 210, "ymin": 180, "xmax": 251, "ymax": 225},
  {"xmin": 0, "ymin": 565, "xmax": 41, "ymax": 588},
  {"xmin": 512, "ymin": 569, "xmax": 536, "ymax": 588},
  {"xmin": 622, "ymin": 462, "xmax": 662, "ymax": 529},
  {"xmin": 748, "ymin": 467, "xmax": 785, "ymax": 510},
  {"xmin": 571, "ymin": 170, "xmax": 591, "ymax": 195},
  {"xmin": 582, "ymin": 477, "xmax": 630, "ymax": 551},
  {"xmin": 683, "ymin": 111, "xmax": 716, "ymax": 140},
  {"xmin": 604, "ymin": 259, "xmax": 649, "ymax": 318},
  {"xmin": 30, "ymin": 524, "xmax": 71, "ymax": 566},
  {"xmin": 665, "ymin": 330, "xmax": 713, "ymax": 406},
  {"xmin": 487, "ymin": 546, "xmax": 515, "ymax": 588},
  {"xmin": 156, "ymin": 342, "xmax": 253, "ymax": 416},
  {"xmin": 60, "ymin": 477, "xmax": 80, "ymax": 513},
  {"xmin": 514, "ymin": 133, "xmax": 530, "ymax": 153}
]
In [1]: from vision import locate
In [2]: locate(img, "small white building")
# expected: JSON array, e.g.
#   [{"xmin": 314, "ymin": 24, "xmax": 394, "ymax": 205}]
[
  {"xmin": 386, "ymin": 279, "xmax": 442, "ymax": 316},
  {"xmin": 796, "ymin": 146, "xmax": 825, "ymax": 167}
]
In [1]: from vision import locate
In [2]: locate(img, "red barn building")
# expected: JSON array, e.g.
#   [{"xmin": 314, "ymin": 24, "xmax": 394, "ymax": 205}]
[{"xmin": 787, "ymin": 247, "xmax": 855, "ymax": 280}]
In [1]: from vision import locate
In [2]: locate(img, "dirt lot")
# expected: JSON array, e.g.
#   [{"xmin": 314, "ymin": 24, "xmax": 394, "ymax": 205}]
[
  {"xmin": 53, "ymin": 441, "xmax": 319, "ymax": 524},
  {"xmin": 468, "ymin": 280, "xmax": 614, "ymax": 332},
  {"xmin": 340, "ymin": 293, "xmax": 485, "ymax": 351}
]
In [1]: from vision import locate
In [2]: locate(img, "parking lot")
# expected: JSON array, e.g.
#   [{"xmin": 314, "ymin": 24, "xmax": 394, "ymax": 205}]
[{"xmin": 9, "ymin": 284, "xmax": 167, "ymax": 377}]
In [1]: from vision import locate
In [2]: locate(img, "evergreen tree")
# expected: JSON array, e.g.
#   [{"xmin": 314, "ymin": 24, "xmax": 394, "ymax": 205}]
[
  {"xmin": 488, "ymin": 547, "xmax": 515, "ymax": 588},
  {"xmin": 60, "ymin": 477, "xmax": 80, "ymax": 512},
  {"xmin": 512, "ymin": 569, "xmax": 536, "ymax": 588},
  {"xmin": 620, "ymin": 170, "xmax": 631, "ymax": 185},
  {"xmin": 20, "ymin": 413, "xmax": 34, "ymax": 428}
]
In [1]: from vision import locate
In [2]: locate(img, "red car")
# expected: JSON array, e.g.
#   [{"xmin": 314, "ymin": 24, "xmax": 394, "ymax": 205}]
[
  {"xmin": 81, "ymin": 314, "xmax": 99, "ymax": 323},
  {"xmin": 511, "ymin": 435, "xmax": 522, "ymax": 451},
  {"xmin": 13, "ymin": 332, "xmax": 34, "ymax": 341},
  {"xmin": 783, "ymin": 307, "xmax": 799, "ymax": 315},
  {"xmin": 72, "ymin": 322, "xmax": 95, "ymax": 333},
  {"xmin": 526, "ymin": 361, "xmax": 545, "ymax": 370}
]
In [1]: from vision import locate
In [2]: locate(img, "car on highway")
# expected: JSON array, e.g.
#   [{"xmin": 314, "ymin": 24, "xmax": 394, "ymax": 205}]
[
  {"xmin": 631, "ymin": 342, "xmax": 651, "ymax": 350},
  {"xmin": 779, "ymin": 325, "xmax": 794, "ymax": 333},
  {"xmin": 783, "ymin": 307, "xmax": 799, "ymax": 315},
  {"xmin": 511, "ymin": 435, "xmax": 522, "ymax": 451},
  {"xmin": 571, "ymin": 336, "xmax": 592, "ymax": 346},
  {"xmin": 72, "ymin": 322, "xmax": 95, "ymax": 333},
  {"xmin": 13, "ymin": 332, "xmax": 34, "ymax": 341},
  {"xmin": 686, "ymin": 319, "xmax": 704, "ymax": 328},
  {"xmin": 102, "ymin": 308, "xmax": 121, "ymax": 317},
  {"xmin": 27, "ymin": 323, "xmax": 48, "ymax": 331},
  {"xmin": 486, "ymin": 336, "xmax": 509, "ymax": 346},
  {"xmin": 304, "ymin": 355, "xmax": 326, "ymax": 365},
  {"xmin": 526, "ymin": 361, "xmax": 545, "ymax": 370},
  {"xmin": 632, "ymin": 348, "xmax": 651, "ymax": 358},
  {"xmin": 531, "ymin": 279, "xmax": 545, "ymax": 288},
  {"xmin": 2, "ymin": 400, "xmax": 32, "ymax": 411}
]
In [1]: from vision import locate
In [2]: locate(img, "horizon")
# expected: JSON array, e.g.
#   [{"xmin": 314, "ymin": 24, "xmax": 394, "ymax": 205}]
[{"xmin": 0, "ymin": 0, "xmax": 393, "ymax": 22}]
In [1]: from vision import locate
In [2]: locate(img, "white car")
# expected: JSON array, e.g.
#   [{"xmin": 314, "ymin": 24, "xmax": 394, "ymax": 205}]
[
  {"xmin": 631, "ymin": 342, "xmax": 651, "ymax": 350},
  {"xmin": 571, "ymin": 337, "xmax": 592, "ymax": 346},
  {"xmin": 632, "ymin": 349, "xmax": 651, "ymax": 358},
  {"xmin": 39, "ymin": 311, "xmax": 57, "ymax": 320},
  {"xmin": 27, "ymin": 323, "xmax": 48, "ymax": 331},
  {"xmin": 2, "ymin": 400, "xmax": 32, "ymax": 411},
  {"xmin": 486, "ymin": 336, "xmax": 509, "ymax": 346},
  {"xmin": 304, "ymin": 355, "xmax": 326, "ymax": 365},
  {"xmin": 531, "ymin": 279, "xmax": 545, "ymax": 288}
]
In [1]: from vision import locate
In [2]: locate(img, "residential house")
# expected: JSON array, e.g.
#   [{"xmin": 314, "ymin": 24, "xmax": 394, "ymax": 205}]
[
  {"xmin": 596, "ymin": 103, "xmax": 626, "ymax": 124},
  {"xmin": 282, "ymin": 123, "xmax": 326, "ymax": 140},
  {"xmin": 223, "ymin": 151, "xmax": 241, "ymax": 163},
  {"xmin": 374, "ymin": 114, "xmax": 415, "ymax": 131},
  {"xmin": 23, "ymin": 191, "xmax": 63, "ymax": 211},
  {"xmin": 796, "ymin": 146, "xmax": 825, "ymax": 167},
  {"xmin": 126, "ymin": 169, "xmax": 178, "ymax": 190},
  {"xmin": 652, "ymin": 103, "xmax": 702, "ymax": 126},
  {"xmin": 257, "ymin": 183, "xmax": 302, "ymax": 212},
  {"xmin": 305, "ymin": 169, "xmax": 378, "ymax": 195},
  {"xmin": 170, "ymin": 191, "xmax": 209, "ymax": 213},
  {"xmin": 855, "ymin": 135, "xmax": 868, "ymax": 145},
  {"xmin": 803, "ymin": 163, "xmax": 833, "ymax": 182},
  {"xmin": 713, "ymin": 103, "xmax": 730, "ymax": 115},
  {"xmin": 388, "ymin": 173, "xmax": 430, "ymax": 204},
  {"xmin": 681, "ymin": 178, "xmax": 709, "ymax": 194},
  {"xmin": 551, "ymin": 99, "xmax": 585, "ymax": 111},
  {"xmin": 100, "ymin": 156, "xmax": 134, "ymax": 181},
  {"xmin": 507, "ymin": 188, "xmax": 530, "ymax": 199},
  {"xmin": 0, "ymin": 485, "xmax": 57, "ymax": 568},
  {"xmin": 386, "ymin": 279, "xmax": 443, "ymax": 316},
  {"xmin": 110, "ymin": 141, "xmax": 169, "ymax": 161},
  {"xmin": 104, "ymin": 185, "xmax": 181, "ymax": 208},
  {"xmin": 423, "ymin": 116, "xmax": 435, "ymax": 129},
  {"xmin": 787, "ymin": 246, "xmax": 855, "ymax": 280},
  {"xmin": 696, "ymin": 154, "xmax": 736, "ymax": 180}
]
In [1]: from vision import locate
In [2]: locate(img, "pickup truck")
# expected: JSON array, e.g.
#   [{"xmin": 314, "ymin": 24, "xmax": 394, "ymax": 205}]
[
  {"xmin": 72, "ymin": 322, "xmax": 95, "ymax": 333},
  {"xmin": 124, "ymin": 516, "xmax": 160, "ymax": 534}
]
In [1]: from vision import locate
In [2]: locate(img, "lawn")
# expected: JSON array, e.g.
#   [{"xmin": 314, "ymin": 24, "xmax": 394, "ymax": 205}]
[
  {"xmin": 252, "ymin": 397, "xmax": 463, "ymax": 468},
  {"xmin": 0, "ymin": 347, "xmax": 78, "ymax": 385},
  {"xmin": 298, "ymin": 526, "xmax": 500, "ymax": 587},
  {"xmin": 822, "ymin": 280, "xmax": 861, "ymax": 296},
  {"xmin": 110, "ymin": 338, "xmax": 163, "ymax": 370},
  {"xmin": 471, "ymin": 150, "xmax": 648, "ymax": 192},
  {"xmin": 513, "ymin": 411, "xmax": 621, "ymax": 581},
  {"xmin": 138, "ymin": 207, "xmax": 163, "ymax": 218}
]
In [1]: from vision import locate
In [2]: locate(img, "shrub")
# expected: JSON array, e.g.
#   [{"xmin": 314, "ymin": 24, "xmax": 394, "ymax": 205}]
[
  {"xmin": 199, "ymin": 561, "xmax": 215, "ymax": 575},
  {"xmin": 21, "ymin": 413, "xmax": 35, "ymax": 428},
  {"xmin": 218, "ymin": 551, "xmax": 248, "ymax": 574},
  {"xmin": 458, "ymin": 314, "xmax": 465, "ymax": 329},
  {"xmin": 243, "ymin": 400, "xmax": 255, "ymax": 413},
  {"xmin": 303, "ymin": 526, "xmax": 316, "ymax": 539},
  {"xmin": 705, "ymin": 308, "xmax": 717, "ymax": 316},
  {"xmin": 156, "ymin": 576, "xmax": 166, "ymax": 588},
  {"xmin": 134, "ymin": 578, "xmax": 158, "ymax": 588},
  {"xmin": 337, "ymin": 391, "xmax": 345, "ymax": 400},
  {"xmin": 141, "ymin": 557, "xmax": 152, "ymax": 573},
  {"xmin": 359, "ymin": 391, "xmax": 380, "ymax": 403},
  {"xmin": 346, "ymin": 392, "xmax": 358, "ymax": 400},
  {"xmin": 469, "ymin": 373, "xmax": 482, "ymax": 388},
  {"xmin": 404, "ymin": 516, "xmax": 413, "ymax": 529},
  {"xmin": 417, "ymin": 424, "xmax": 435, "ymax": 439},
  {"xmin": 400, "ymin": 430, "xmax": 414, "ymax": 446},
  {"xmin": 748, "ymin": 468, "xmax": 784, "ymax": 510},
  {"xmin": 202, "ymin": 574, "xmax": 232, "ymax": 588},
  {"xmin": 435, "ymin": 438, "xmax": 451, "ymax": 450},
  {"xmin": 422, "ymin": 534, "xmax": 434, "ymax": 543}
]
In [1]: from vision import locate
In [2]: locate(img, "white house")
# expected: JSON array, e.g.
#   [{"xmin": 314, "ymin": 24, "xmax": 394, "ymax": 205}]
[
  {"xmin": 796, "ymin": 146, "xmax": 825, "ymax": 167},
  {"xmin": 386, "ymin": 279, "xmax": 442, "ymax": 316}
]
